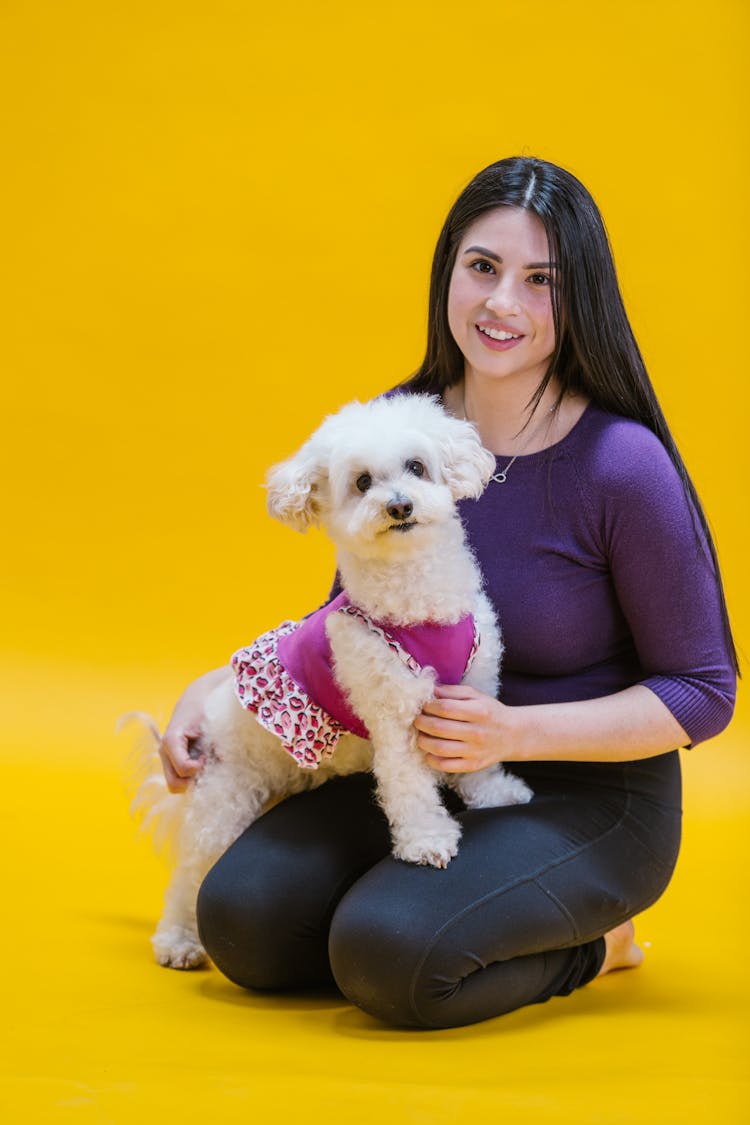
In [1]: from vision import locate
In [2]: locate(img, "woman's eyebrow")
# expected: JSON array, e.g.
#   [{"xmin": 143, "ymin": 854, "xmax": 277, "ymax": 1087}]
[
  {"xmin": 461, "ymin": 245, "xmax": 554, "ymax": 269},
  {"xmin": 462, "ymin": 245, "xmax": 502, "ymax": 262}
]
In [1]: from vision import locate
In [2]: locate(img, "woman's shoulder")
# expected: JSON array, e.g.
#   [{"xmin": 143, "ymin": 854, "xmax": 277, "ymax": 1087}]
[
  {"xmin": 560, "ymin": 406, "xmax": 708, "ymax": 562},
  {"xmin": 561, "ymin": 405, "xmax": 699, "ymax": 537},
  {"xmin": 571, "ymin": 405, "xmax": 679, "ymax": 497}
]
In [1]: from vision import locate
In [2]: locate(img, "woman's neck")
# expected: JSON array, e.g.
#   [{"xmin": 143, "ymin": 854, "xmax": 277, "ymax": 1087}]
[{"xmin": 444, "ymin": 372, "xmax": 585, "ymax": 456}]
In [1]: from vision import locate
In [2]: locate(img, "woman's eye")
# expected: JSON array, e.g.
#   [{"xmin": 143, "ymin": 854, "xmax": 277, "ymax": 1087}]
[
  {"xmin": 470, "ymin": 259, "xmax": 495, "ymax": 275},
  {"xmin": 356, "ymin": 473, "xmax": 372, "ymax": 493},
  {"xmin": 406, "ymin": 460, "xmax": 425, "ymax": 478},
  {"xmin": 528, "ymin": 273, "xmax": 551, "ymax": 286}
]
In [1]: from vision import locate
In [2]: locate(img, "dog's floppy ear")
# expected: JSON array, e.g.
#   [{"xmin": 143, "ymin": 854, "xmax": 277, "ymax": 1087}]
[
  {"xmin": 439, "ymin": 417, "xmax": 497, "ymax": 500},
  {"xmin": 265, "ymin": 444, "xmax": 325, "ymax": 532}
]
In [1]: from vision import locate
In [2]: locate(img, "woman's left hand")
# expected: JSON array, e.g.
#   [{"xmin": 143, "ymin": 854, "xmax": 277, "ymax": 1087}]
[{"xmin": 414, "ymin": 683, "xmax": 519, "ymax": 773}]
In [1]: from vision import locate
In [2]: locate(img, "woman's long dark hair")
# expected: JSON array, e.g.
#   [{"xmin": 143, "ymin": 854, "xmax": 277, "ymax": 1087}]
[{"xmin": 403, "ymin": 156, "xmax": 738, "ymax": 671}]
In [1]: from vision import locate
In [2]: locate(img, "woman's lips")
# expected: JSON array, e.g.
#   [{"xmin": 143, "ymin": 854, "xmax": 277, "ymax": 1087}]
[{"xmin": 475, "ymin": 324, "xmax": 524, "ymax": 351}]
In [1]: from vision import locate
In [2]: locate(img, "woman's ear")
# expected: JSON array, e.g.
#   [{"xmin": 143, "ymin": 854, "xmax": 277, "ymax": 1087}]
[{"xmin": 265, "ymin": 445, "xmax": 325, "ymax": 532}]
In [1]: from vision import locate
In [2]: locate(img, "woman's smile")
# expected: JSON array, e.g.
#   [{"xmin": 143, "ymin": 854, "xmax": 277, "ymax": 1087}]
[{"xmin": 475, "ymin": 321, "xmax": 525, "ymax": 350}]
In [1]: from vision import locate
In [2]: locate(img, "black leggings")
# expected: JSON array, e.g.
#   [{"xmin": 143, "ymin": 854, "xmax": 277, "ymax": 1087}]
[{"xmin": 196, "ymin": 753, "xmax": 682, "ymax": 1029}]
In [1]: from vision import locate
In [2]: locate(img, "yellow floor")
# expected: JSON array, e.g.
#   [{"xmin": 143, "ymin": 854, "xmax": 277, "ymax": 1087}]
[{"xmin": 2, "ymin": 683, "xmax": 748, "ymax": 1125}]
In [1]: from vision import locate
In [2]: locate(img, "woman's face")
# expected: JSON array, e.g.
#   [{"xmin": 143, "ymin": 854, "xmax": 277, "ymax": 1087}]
[{"xmin": 447, "ymin": 206, "xmax": 556, "ymax": 388}]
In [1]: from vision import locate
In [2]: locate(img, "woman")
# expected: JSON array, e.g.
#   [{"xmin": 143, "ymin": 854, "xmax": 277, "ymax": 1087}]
[{"xmin": 159, "ymin": 157, "xmax": 736, "ymax": 1028}]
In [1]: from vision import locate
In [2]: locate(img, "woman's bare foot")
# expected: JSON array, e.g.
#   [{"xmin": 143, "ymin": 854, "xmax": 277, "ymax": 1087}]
[{"xmin": 597, "ymin": 920, "xmax": 644, "ymax": 977}]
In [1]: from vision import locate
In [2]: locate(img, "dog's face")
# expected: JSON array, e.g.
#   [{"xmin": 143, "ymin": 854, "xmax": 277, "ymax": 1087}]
[{"xmin": 266, "ymin": 395, "xmax": 495, "ymax": 560}]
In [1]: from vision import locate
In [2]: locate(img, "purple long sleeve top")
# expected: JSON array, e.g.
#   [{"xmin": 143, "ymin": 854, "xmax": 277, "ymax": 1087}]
[{"xmin": 455, "ymin": 404, "xmax": 735, "ymax": 747}]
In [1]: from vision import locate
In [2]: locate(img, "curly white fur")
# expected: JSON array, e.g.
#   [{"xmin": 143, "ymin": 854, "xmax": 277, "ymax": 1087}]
[{"xmin": 130, "ymin": 394, "xmax": 532, "ymax": 969}]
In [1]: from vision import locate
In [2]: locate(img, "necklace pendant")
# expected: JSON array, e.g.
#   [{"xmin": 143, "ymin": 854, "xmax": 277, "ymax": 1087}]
[{"xmin": 490, "ymin": 470, "xmax": 509, "ymax": 484}]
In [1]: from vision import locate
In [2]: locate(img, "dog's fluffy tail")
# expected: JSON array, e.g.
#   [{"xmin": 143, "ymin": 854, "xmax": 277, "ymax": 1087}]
[{"xmin": 118, "ymin": 711, "xmax": 185, "ymax": 861}]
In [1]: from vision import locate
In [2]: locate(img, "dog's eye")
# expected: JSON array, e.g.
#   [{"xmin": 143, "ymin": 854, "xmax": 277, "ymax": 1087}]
[
  {"xmin": 356, "ymin": 473, "xmax": 372, "ymax": 494},
  {"xmin": 406, "ymin": 460, "xmax": 425, "ymax": 478}
]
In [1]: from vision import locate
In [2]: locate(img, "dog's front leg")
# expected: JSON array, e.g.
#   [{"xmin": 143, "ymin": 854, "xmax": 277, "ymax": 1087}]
[
  {"xmin": 446, "ymin": 590, "xmax": 533, "ymax": 810},
  {"xmin": 326, "ymin": 613, "xmax": 461, "ymax": 868},
  {"xmin": 370, "ymin": 719, "xmax": 463, "ymax": 868}
]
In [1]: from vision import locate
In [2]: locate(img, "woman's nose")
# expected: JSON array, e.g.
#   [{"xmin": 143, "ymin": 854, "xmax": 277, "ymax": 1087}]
[{"xmin": 485, "ymin": 278, "xmax": 521, "ymax": 315}]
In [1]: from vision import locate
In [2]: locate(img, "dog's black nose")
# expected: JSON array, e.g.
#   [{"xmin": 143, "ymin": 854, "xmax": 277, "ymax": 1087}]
[{"xmin": 387, "ymin": 497, "xmax": 413, "ymax": 521}]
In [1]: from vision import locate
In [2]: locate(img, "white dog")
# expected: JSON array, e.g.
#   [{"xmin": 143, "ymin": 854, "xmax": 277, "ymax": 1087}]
[{"xmin": 130, "ymin": 394, "xmax": 532, "ymax": 969}]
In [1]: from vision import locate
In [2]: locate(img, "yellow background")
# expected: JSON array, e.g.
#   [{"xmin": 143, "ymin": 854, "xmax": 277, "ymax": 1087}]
[{"xmin": 1, "ymin": 1, "xmax": 748, "ymax": 1122}]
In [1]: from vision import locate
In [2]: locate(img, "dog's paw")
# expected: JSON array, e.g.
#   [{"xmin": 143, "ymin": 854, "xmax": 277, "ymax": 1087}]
[
  {"xmin": 151, "ymin": 925, "xmax": 209, "ymax": 970},
  {"xmin": 501, "ymin": 772, "xmax": 534, "ymax": 806},
  {"xmin": 391, "ymin": 812, "xmax": 462, "ymax": 869},
  {"xmin": 456, "ymin": 767, "xmax": 533, "ymax": 809}
]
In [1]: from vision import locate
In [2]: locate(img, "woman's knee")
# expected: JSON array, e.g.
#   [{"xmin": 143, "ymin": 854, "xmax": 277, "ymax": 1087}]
[
  {"xmin": 328, "ymin": 877, "xmax": 438, "ymax": 1028},
  {"xmin": 197, "ymin": 857, "xmax": 281, "ymax": 989},
  {"xmin": 197, "ymin": 850, "xmax": 333, "ymax": 990}
]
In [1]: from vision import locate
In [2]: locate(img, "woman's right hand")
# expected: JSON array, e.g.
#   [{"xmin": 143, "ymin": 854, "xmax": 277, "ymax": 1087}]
[{"xmin": 159, "ymin": 666, "xmax": 232, "ymax": 792}]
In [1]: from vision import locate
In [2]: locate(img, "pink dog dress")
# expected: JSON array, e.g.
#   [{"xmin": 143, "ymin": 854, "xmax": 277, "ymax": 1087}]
[{"xmin": 232, "ymin": 591, "xmax": 480, "ymax": 769}]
